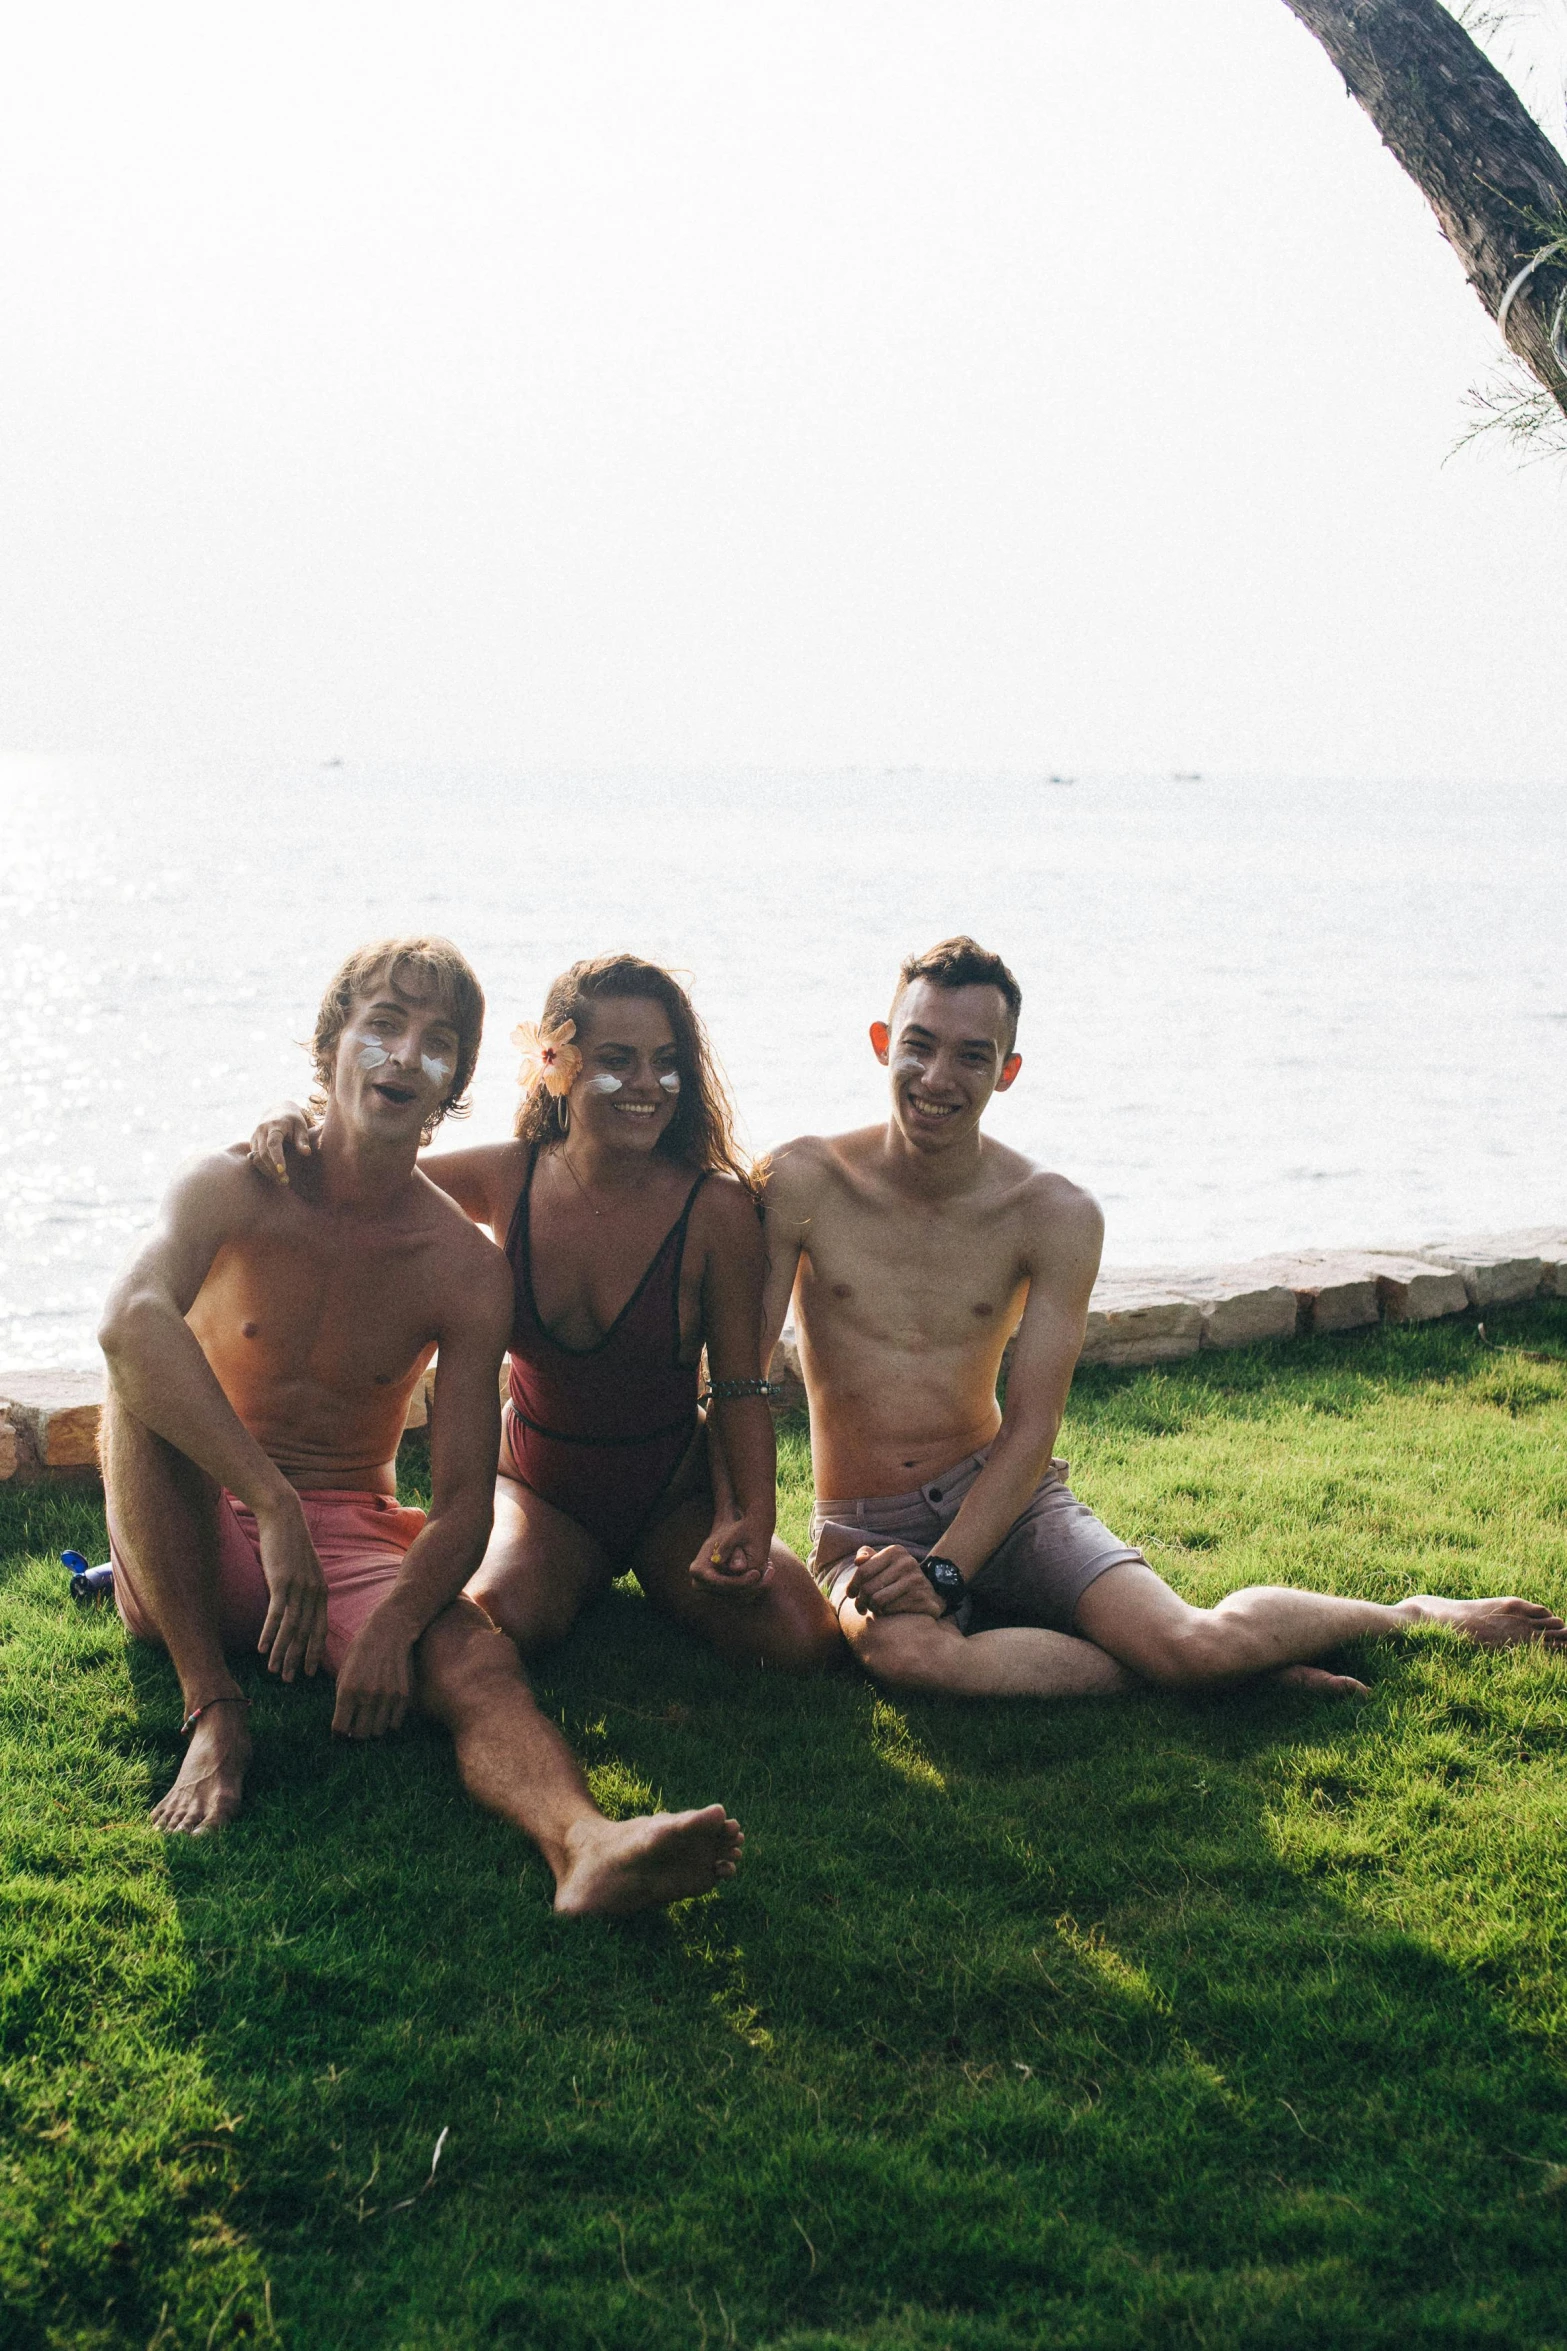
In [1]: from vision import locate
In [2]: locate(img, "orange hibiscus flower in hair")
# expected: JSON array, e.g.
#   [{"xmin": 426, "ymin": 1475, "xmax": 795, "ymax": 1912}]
[{"xmin": 511, "ymin": 1017, "xmax": 582, "ymax": 1098}]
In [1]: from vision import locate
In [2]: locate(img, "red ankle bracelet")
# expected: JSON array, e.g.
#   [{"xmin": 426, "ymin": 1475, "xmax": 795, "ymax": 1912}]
[{"xmin": 180, "ymin": 1695, "xmax": 253, "ymax": 1737}]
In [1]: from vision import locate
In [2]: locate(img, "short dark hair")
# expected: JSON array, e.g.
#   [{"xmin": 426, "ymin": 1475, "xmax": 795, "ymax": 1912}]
[
  {"xmin": 311, "ymin": 936, "xmax": 485, "ymax": 1140},
  {"xmin": 891, "ymin": 936, "xmax": 1022, "ymax": 1050}
]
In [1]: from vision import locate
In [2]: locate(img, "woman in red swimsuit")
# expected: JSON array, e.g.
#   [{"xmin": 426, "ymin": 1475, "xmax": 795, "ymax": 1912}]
[{"xmin": 257, "ymin": 954, "xmax": 840, "ymax": 1674}]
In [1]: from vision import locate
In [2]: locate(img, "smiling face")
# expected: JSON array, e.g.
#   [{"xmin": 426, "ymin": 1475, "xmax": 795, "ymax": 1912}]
[
  {"xmin": 871, "ymin": 977, "xmax": 1022, "ymax": 1153},
  {"xmin": 567, "ymin": 995, "xmax": 681, "ymax": 1157},
  {"xmin": 331, "ymin": 974, "xmax": 463, "ymax": 1146}
]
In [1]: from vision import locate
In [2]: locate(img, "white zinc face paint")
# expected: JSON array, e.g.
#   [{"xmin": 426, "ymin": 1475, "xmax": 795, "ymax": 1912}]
[
  {"xmin": 890, "ymin": 1052, "xmax": 926, "ymax": 1080},
  {"xmin": 354, "ymin": 1033, "xmax": 447, "ymax": 1088},
  {"xmin": 582, "ymin": 1072, "xmax": 623, "ymax": 1095},
  {"xmin": 659, "ymin": 1071, "xmax": 680, "ymax": 1093}
]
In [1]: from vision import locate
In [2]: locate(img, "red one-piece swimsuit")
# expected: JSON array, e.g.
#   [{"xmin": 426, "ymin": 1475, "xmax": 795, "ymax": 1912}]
[{"xmin": 502, "ymin": 1151, "xmax": 710, "ymax": 1556}]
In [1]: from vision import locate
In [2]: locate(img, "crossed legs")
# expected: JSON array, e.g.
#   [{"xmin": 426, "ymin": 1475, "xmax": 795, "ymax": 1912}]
[
  {"xmin": 816, "ymin": 1542, "xmax": 1565, "ymax": 1703},
  {"xmin": 1075, "ymin": 1562, "xmax": 1565, "ymax": 1691}
]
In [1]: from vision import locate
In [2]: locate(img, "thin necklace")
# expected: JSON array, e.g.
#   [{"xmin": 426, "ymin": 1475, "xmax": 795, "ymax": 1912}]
[{"xmin": 557, "ymin": 1143, "xmax": 637, "ymax": 1219}]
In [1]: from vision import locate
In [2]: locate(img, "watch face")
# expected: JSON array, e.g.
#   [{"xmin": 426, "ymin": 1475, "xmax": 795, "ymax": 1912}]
[{"xmin": 925, "ymin": 1558, "xmax": 963, "ymax": 1598}]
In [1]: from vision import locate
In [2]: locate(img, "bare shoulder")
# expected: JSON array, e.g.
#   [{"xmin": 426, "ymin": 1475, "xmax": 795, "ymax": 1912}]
[
  {"xmin": 162, "ymin": 1144, "xmax": 279, "ymax": 1233},
  {"xmin": 1004, "ymin": 1155, "xmax": 1104, "ymax": 1276},
  {"xmin": 415, "ymin": 1171, "xmax": 513, "ymax": 1290},
  {"xmin": 691, "ymin": 1169, "xmax": 764, "ymax": 1242},
  {"xmin": 763, "ymin": 1127, "xmax": 879, "ymax": 1219}
]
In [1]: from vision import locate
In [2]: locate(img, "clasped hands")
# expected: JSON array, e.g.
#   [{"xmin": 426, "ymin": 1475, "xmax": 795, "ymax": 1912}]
[{"xmin": 689, "ymin": 1512, "xmax": 776, "ymax": 1600}]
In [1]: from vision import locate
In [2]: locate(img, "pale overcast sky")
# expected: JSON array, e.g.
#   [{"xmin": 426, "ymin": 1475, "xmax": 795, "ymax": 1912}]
[{"xmin": 1, "ymin": 1, "xmax": 1563, "ymax": 779}]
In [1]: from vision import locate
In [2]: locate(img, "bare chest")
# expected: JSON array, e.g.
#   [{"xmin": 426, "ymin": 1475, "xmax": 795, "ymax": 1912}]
[
  {"xmin": 798, "ymin": 1193, "xmax": 1027, "ymax": 1349},
  {"xmin": 525, "ymin": 1183, "xmax": 703, "ymax": 1357},
  {"xmin": 190, "ymin": 1221, "xmax": 441, "ymax": 1395}
]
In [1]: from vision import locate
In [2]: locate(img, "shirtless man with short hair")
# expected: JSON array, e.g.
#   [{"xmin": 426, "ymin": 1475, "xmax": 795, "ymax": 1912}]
[
  {"xmin": 761, "ymin": 936, "xmax": 1565, "ymax": 1698},
  {"xmin": 99, "ymin": 935, "xmax": 742, "ymax": 1914}
]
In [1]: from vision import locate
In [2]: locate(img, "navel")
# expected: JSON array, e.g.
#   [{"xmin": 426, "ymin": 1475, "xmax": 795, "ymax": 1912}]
[
  {"xmin": 832, "ymin": 1282, "xmax": 853, "ymax": 1299},
  {"xmin": 972, "ymin": 1301, "xmax": 995, "ymax": 1318},
  {"xmin": 240, "ymin": 1321, "xmax": 259, "ymax": 1339}
]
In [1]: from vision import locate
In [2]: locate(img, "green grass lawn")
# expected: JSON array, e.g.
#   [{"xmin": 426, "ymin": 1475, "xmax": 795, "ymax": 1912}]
[{"xmin": 5, "ymin": 1304, "xmax": 1567, "ymax": 2350}]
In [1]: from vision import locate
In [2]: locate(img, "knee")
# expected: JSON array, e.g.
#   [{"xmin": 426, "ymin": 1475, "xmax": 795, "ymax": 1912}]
[
  {"xmin": 417, "ymin": 1607, "xmax": 530, "ymax": 1720},
  {"xmin": 99, "ymin": 1393, "xmax": 196, "ymax": 1490},
  {"xmin": 1137, "ymin": 1612, "xmax": 1234, "ymax": 1690},
  {"xmin": 762, "ymin": 1603, "xmax": 848, "ymax": 1678},
  {"xmin": 850, "ymin": 1613, "xmax": 941, "ymax": 1693},
  {"xmin": 467, "ymin": 1577, "xmax": 575, "ymax": 1656}
]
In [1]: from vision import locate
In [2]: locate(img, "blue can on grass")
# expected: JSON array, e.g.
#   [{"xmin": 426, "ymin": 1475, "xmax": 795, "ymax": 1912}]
[{"xmin": 63, "ymin": 1550, "xmax": 115, "ymax": 1600}]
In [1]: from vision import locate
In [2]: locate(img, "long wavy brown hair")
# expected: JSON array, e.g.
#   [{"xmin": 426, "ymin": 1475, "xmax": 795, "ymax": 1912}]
[{"xmin": 513, "ymin": 954, "xmax": 753, "ymax": 1190}]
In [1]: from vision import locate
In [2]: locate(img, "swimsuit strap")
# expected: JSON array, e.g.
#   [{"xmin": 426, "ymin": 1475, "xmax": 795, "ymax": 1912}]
[
  {"xmin": 665, "ymin": 1169, "xmax": 709, "ymax": 1358},
  {"xmin": 508, "ymin": 1151, "xmax": 710, "ymax": 1363}
]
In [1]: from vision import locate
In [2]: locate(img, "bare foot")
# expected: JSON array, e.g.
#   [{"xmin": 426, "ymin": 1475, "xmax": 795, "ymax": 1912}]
[
  {"xmin": 1272, "ymin": 1663, "xmax": 1370, "ymax": 1698},
  {"xmin": 1400, "ymin": 1595, "xmax": 1567, "ymax": 1650},
  {"xmin": 150, "ymin": 1702, "xmax": 253, "ymax": 1835},
  {"xmin": 552, "ymin": 1804, "xmax": 744, "ymax": 1917}
]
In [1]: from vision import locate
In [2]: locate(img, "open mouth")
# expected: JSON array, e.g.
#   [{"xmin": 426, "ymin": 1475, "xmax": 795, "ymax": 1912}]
[
  {"xmin": 372, "ymin": 1081, "xmax": 418, "ymax": 1106},
  {"xmin": 613, "ymin": 1101, "xmax": 661, "ymax": 1119},
  {"xmin": 907, "ymin": 1090, "xmax": 960, "ymax": 1121}
]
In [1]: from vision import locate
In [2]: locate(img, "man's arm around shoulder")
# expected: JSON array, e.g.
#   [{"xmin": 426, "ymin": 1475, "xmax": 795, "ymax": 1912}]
[{"xmin": 329, "ymin": 1230, "xmax": 512, "ymax": 1739}]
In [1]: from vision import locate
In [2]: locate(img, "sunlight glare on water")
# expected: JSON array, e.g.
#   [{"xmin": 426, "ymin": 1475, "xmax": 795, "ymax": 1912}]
[{"xmin": 2, "ymin": 755, "xmax": 1562, "ymax": 1366}]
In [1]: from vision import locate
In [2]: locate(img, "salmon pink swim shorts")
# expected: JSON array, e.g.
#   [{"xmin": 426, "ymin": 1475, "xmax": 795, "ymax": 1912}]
[{"xmin": 110, "ymin": 1486, "xmax": 427, "ymax": 1676}]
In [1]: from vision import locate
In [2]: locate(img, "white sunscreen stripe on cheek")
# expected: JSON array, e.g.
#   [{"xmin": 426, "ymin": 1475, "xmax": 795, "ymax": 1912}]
[
  {"xmin": 582, "ymin": 1073, "xmax": 623, "ymax": 1094},
  {"xmin": 421, "ymin": 1056, "xmax": 450, "ymax": 1085},
  {"xmin": 659, "ymin": 1071, "xmax": 680, "ymax": 1092},
  {"xmin": 890, "ymin": 1053, "xmax": 925, "ymax": 1079},
  {"xmin": 357, "ymin": 1042, "xmax": 392, "ymax": 1070}
]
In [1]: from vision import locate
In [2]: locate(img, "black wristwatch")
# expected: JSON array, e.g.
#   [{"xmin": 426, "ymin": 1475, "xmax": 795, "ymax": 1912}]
[{"xmin": 920, "ymin": 1554, "xmax": 966, "ymax": 1613}]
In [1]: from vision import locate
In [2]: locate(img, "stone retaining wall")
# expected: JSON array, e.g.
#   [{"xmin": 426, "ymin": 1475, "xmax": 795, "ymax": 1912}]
[{"xmin": 3, "ymin": 1229, "xmax": 1562, "ymax": 1487}]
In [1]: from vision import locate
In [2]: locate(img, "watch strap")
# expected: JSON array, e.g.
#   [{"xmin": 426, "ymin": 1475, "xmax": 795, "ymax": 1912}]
[{"xmin": 920, "ymin": 1553, "xmax": 967, "ymax": 1613}]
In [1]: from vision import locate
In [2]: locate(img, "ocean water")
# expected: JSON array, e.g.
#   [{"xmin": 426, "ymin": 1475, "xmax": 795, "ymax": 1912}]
[{"xmin": 3, "ymin": 756, "xmax": 1563, "ymax": 1369}]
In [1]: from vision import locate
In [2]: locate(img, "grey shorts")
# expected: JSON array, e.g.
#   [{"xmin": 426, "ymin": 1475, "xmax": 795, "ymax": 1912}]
[{"xmin": 808, "ymin": 1449, "xmax": 1145, "ymax": 1635}]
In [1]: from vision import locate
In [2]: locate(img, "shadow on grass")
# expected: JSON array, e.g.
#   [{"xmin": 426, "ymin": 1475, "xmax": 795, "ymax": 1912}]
[{"xmin": 7, "ymin": 1302, "xmax": 1567, "ymax": 2348}]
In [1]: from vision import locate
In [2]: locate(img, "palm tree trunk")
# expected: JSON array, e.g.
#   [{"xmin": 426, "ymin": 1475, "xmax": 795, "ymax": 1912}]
[{"xmin": 1282, "ymin": 0, "xmax": 1567, "ymax": 414}]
